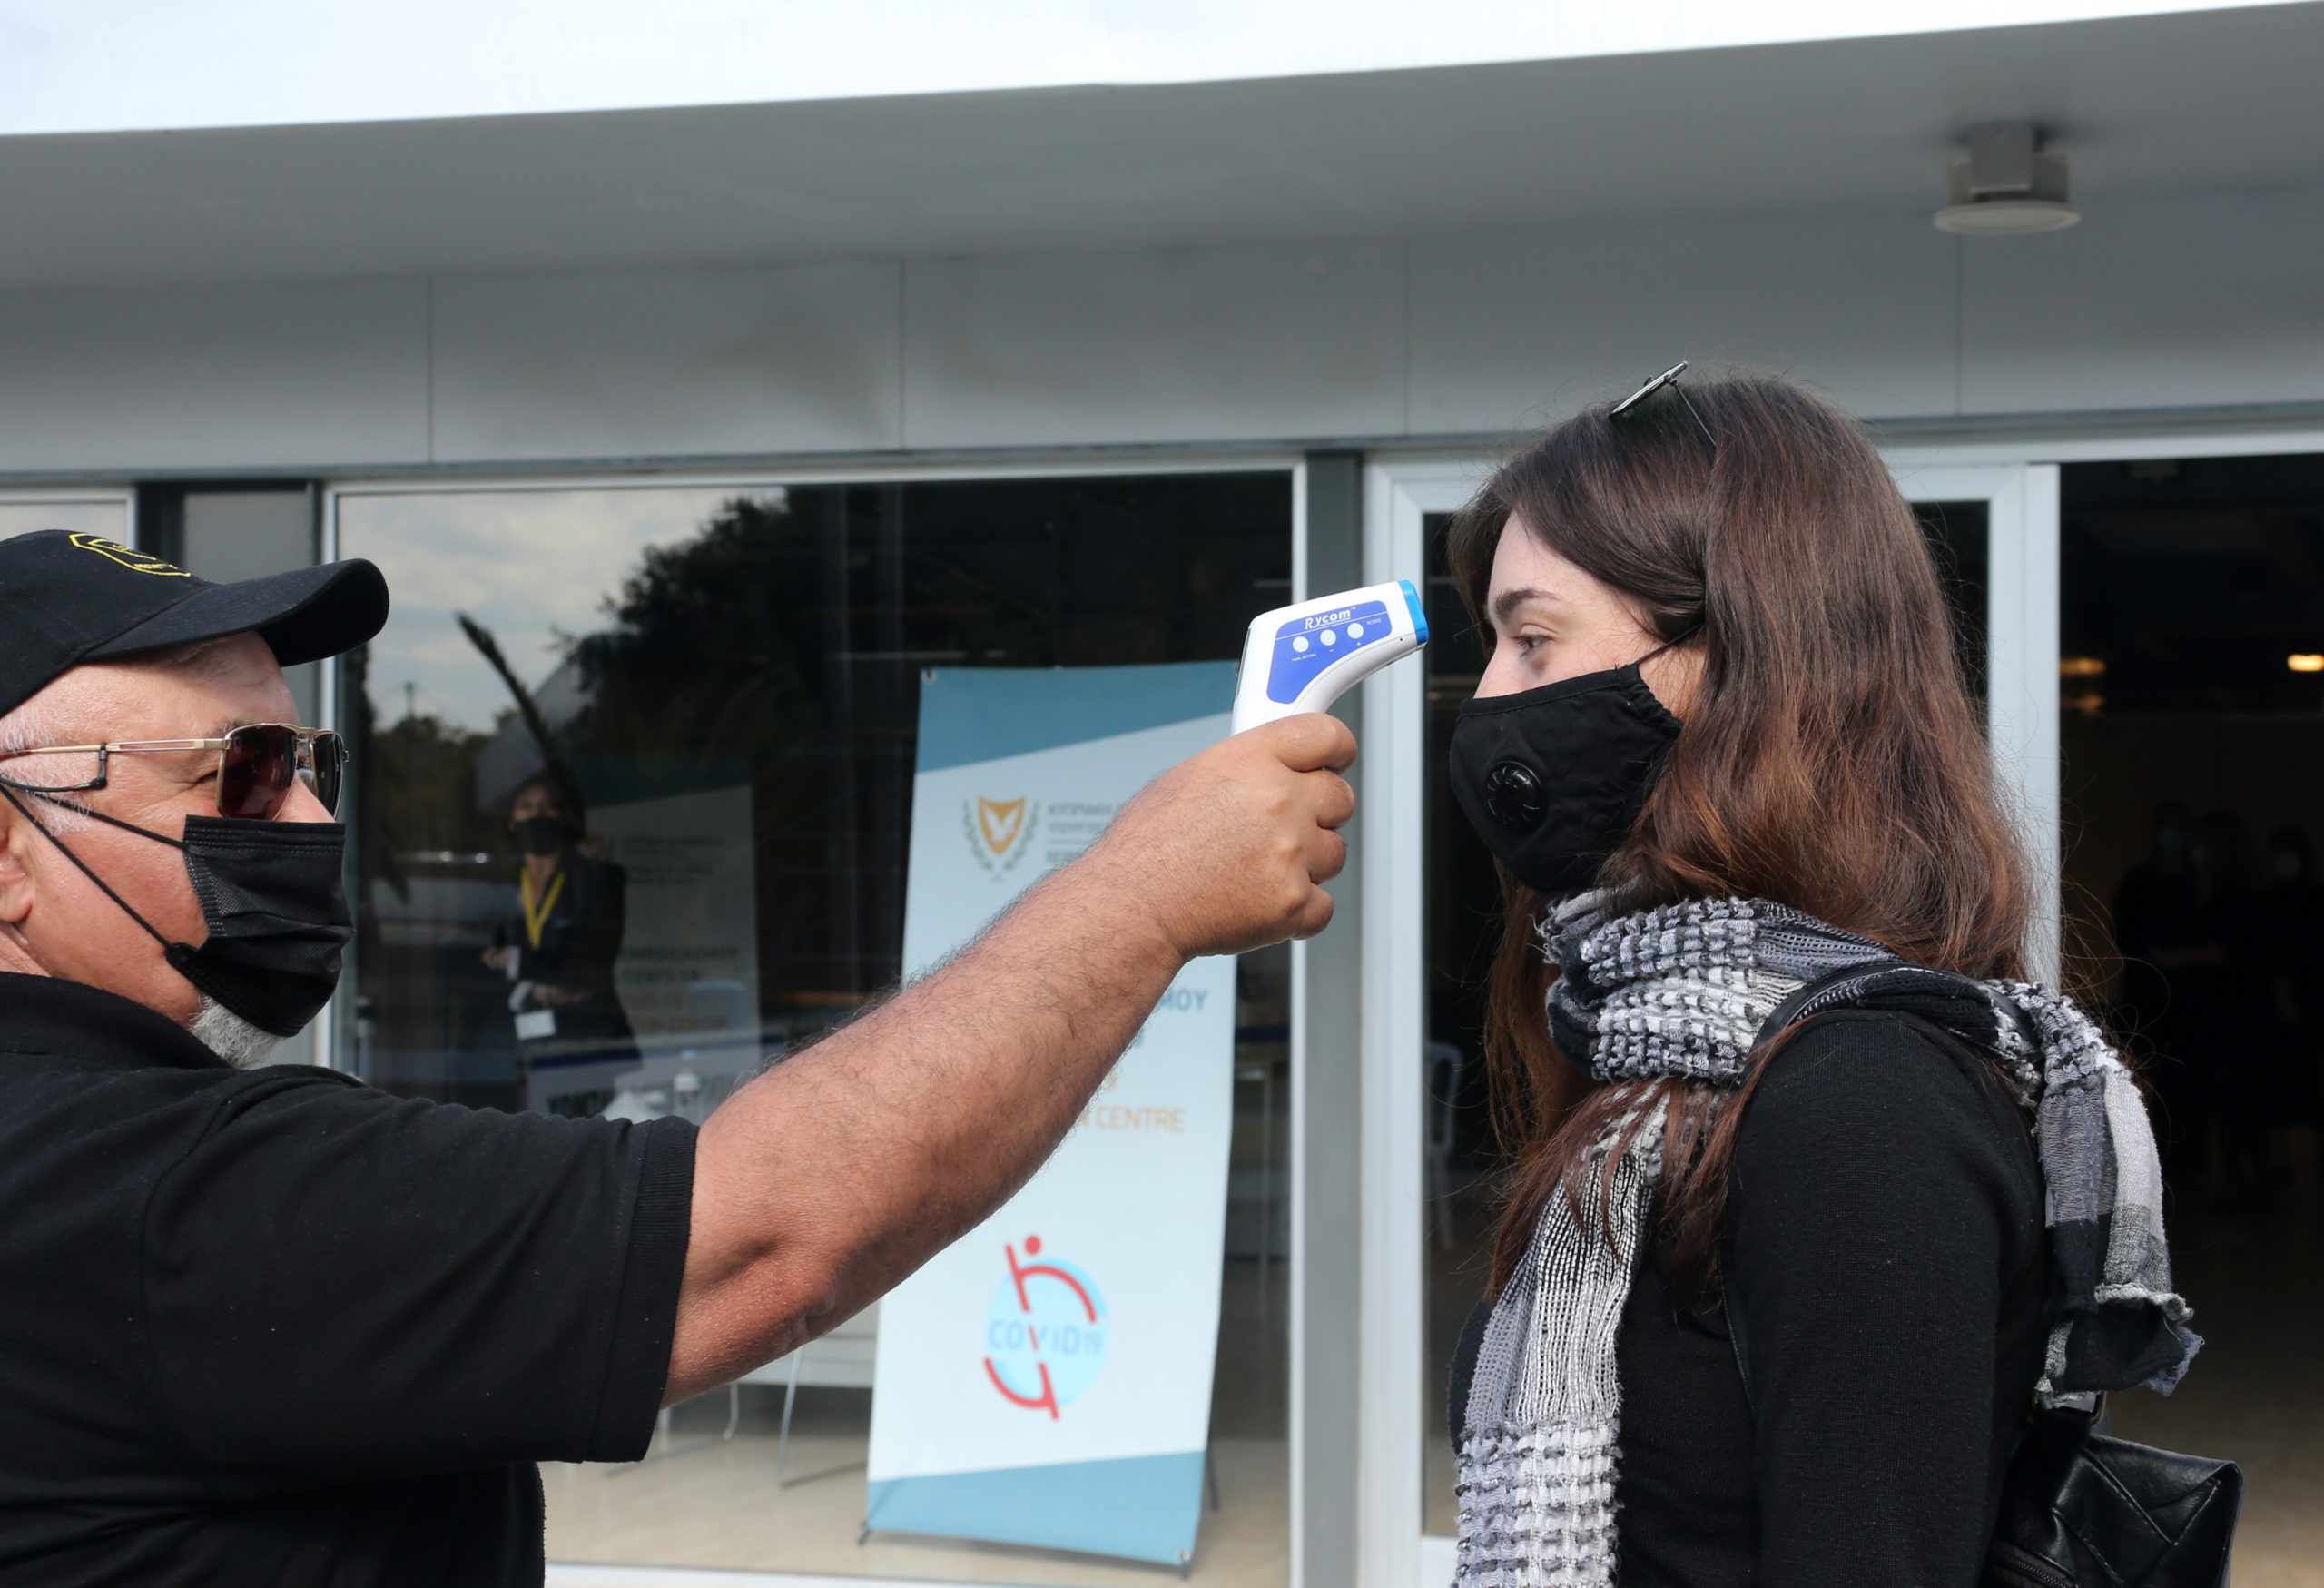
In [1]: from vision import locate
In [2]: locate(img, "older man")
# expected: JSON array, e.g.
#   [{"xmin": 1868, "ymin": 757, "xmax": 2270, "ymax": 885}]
[{"xmin": 0, "ymin": 530, "xmax": 1355, "ymax": 1585}]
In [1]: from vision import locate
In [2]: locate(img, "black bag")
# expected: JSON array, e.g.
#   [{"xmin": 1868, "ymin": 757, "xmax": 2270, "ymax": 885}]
[
  {"xmin": 1720, "ymin": 988, "xmax": 2244, "ymax": 1588},
  {"xmin": 1981, "ymin": 1405, "xmax": 2242, "ymax": 1588},
  {"xmin": 1727, "ymin": 1280, "xmax": 2242, "ymax": 1588}
]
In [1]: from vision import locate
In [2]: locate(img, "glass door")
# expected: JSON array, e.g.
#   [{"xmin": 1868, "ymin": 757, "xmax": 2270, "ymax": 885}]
[
  {"xmin": 2050, "ymin": 450, "xmax": 2324, "ymax": 1584},
  {"xmin": 1890, "ymin": 462, "xmax": 2063, "ymax": 981},
  {"xmin": 1360, "ymin": 459, "xmax": 1480, "ymax": 1588}
]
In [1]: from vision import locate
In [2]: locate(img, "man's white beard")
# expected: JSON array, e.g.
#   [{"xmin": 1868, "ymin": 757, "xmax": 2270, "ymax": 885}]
[{"xmin": 190, "ymin": 997, "xmax": 288, "ymax": 1070}]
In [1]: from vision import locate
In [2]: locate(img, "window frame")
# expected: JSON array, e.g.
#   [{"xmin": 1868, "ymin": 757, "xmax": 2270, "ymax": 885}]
[
  {"xmin": 0, "ymin": 487, "xmax": 137, "ymax": 547},
  {"xmin": 321, "ymin": 455, "xmax": 1311, "ymax": 1582}
]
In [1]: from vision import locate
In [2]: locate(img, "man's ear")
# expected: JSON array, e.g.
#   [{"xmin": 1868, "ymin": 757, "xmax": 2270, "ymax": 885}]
[{"xmin": 0, "ymin": 799, "xmax": 38, "ymax": 926}]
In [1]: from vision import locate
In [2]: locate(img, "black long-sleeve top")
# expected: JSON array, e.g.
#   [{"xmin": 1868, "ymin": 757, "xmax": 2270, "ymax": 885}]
[{"xmin": 1451, "ymin": 1009, "xmax": 2050, "ymax": 1588}]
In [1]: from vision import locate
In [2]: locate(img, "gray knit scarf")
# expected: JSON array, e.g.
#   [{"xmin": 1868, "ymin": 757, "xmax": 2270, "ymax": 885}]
[{"xmin": 1453, "ymin": 892, "xmax": 2201, "ymax": 1588}]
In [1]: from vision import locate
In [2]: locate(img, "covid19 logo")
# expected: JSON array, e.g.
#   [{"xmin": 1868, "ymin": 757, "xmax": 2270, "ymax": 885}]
[{"xmin": 982, "ymin": 1235, "xmax": 1108, "ymax": 1420}]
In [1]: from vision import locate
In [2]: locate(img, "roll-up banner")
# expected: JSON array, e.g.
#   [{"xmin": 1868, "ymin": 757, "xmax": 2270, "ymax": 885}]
[{"xmin": 865, "ymin": 663, "xmax": 1237, "ymax": 1569}]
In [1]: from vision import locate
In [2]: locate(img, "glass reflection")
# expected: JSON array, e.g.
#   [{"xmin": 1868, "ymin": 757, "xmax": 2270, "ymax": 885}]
[{"xmin": 338, "ymin": 474, "xmax": 1293, "ymax": 1583}]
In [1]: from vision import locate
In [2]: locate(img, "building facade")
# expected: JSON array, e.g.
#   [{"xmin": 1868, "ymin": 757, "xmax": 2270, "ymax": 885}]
[{"xmin": 4, "ymin": 5, "xmax": 2320, "ymax": 1584}]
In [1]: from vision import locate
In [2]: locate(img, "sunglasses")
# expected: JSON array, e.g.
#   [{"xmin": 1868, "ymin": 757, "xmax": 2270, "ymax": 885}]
[
  {"xmin": 0, "ymin": 724, "xmax": 348, "ymax": 820},
  {"xmin": 1610, "ymin": 360, "xmax": 1718, "ymax": 449}
]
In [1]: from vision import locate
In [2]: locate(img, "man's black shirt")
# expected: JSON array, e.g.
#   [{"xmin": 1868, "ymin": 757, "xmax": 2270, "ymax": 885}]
[{"xmin": 0, "ymin": 973, "xmax": 695, "ymax": 1585}]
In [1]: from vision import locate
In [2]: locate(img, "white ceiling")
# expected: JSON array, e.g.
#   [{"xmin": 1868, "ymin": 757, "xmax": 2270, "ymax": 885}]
[{"xmin": 0, "ymin": 2, "xmax": 2318, "ymax": 291}]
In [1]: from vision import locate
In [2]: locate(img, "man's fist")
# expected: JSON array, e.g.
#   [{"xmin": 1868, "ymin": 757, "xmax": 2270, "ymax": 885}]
[{"xmin": 1080, "ymin": 714, "xmax": 1358, "ymax": 960}]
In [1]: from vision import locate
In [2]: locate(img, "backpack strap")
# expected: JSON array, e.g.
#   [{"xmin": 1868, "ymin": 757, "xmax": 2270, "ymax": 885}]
[
  {"xmin": 1718, "ymin": 959, "xmax": 2009, "ymax": 1415},
  {"xmin": 1724, "ymin": 1245, "xmax": 1757, "ymax": 1417}
]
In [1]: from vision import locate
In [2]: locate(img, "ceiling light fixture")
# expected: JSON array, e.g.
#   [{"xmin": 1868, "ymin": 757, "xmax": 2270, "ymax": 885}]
[
  {"xmin": 2289, "ymin": 654, "xmax": 2324, "ymax": 674},
  {"xmin": 1935, "ymin": 123, "xmax": 2080, "ymax": 235}
]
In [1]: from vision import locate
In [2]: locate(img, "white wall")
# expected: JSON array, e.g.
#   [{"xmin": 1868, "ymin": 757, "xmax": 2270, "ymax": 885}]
[
  {"xmin": 430, "ymin": 265, "xmax": 905, "ymax": 460},
  {"xmin": 2, "ymin": 183, "xmax": 2319, "ymax": 478},
  {"xmin": 902, "ymin": 241, "xmax": 1408, "ymax": 449},
  {"xmin": 1406, "ymin": 211, "xmax": 1963, "ymax": 435},
  {"xmin": 1956, "ymin": 186, "xmax": 2324, "ymax": 415},
  {"xmin": 0, "ymin": 281, "xmax": 428, "ymax": 472}
]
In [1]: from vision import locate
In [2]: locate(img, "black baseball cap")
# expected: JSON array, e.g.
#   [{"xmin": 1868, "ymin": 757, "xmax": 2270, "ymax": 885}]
[{"xmin": 0, "ymin": 531, "xmax": 389, "ymax": 720}]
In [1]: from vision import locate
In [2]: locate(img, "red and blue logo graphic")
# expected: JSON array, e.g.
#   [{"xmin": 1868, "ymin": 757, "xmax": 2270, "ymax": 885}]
[{"xmin": 983, "ymin": 1234, "xmax": 1108, "ymax": 1420}]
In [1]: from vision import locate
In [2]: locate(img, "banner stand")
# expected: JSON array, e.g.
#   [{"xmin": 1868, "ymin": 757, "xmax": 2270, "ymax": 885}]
[{"xmin": 864, "ymin": 664, "xmax": 1238, "ymax": 1572}]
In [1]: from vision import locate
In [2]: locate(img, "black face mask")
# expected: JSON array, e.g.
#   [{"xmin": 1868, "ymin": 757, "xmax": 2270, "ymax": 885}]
[
  {"xmin": 0, "ymin": 787, "xmax": 352, "ymax": 1037},
  {"xmin": 1448, "ymin": 660, "xmax": 1683, "ymax": 897},
  {"xmin": 514, "ymin": 815, "xmax": 567, "ymax": 857}
]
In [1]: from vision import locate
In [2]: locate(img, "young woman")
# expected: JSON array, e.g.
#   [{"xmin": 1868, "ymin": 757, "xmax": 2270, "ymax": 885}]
[{"xmin": 1442, "ymin": 370, "xmax": 2199, "ymax": 1587}]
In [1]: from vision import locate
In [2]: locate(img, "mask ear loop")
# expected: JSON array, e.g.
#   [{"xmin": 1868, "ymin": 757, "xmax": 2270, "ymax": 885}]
[
  {"xmin": 1634, "ymin": 623, "xmax": 1705, "ymax": 671},
  {"xmin": 0, "ymin": 780, "xmax": 182, "ymax": 952}
]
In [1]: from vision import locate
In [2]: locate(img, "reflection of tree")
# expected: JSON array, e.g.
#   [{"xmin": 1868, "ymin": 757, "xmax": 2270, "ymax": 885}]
[
  {"xmin": 353, "ymin": 638, "xmax": 518, "ymax": 1106},
  {"xmin": 564, "ymin": 497, "xmax": 821, "ymax": 755},
  {"xmin": 350, "ymin": 476, "xmax": 1291, "ymax": 1029},
  {"xmin": 560, "ymin": 496, "xmax": 865, "ymax": 1002},
  {"xmin": 370, "ymin": 713, "xmax": 500, "ymax": 868},
  {"xmin": 456, "ymin": 612, "xmax": 586, "ymax": 824}
]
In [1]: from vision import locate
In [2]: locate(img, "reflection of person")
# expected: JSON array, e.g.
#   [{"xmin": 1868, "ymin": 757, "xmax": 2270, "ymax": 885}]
[
  {"xmin": 0, "ymin": 531, "xmax": 1354, "ymax": 1580},
  {"xmin": 2112, "ymin": 802, "xmax": 2217, "ymax": 1181},
  {"xmin": 1440, "ymin": 374, "xmax": 2194, "ymax": 1587},
  {"xmin": 483, "ymin": 774, "xmax": 637, "ymax": 1098}
]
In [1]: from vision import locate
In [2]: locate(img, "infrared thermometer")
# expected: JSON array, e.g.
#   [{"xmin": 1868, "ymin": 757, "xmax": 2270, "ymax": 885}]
[{"xmin": 1231, "ymin": 580, "xmax": 1430, "ymax": 733}]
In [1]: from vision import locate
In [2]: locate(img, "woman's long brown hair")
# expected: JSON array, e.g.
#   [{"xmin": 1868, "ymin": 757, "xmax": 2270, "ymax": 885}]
[{"xmin": 1453, "ymin": 373, "xmax": 2033, "ymax": 1296}]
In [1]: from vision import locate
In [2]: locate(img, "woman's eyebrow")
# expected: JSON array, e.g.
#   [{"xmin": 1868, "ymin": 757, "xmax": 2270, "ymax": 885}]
[{"xmin": 1491, "ymin": 585, "xmax": 1561, "ymax": 626}]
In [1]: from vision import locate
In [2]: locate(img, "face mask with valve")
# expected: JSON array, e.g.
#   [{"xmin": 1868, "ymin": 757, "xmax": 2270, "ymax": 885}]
[{"xmin": 1445, "ymin": 660, "xmax": 1684, "ymax": 897}]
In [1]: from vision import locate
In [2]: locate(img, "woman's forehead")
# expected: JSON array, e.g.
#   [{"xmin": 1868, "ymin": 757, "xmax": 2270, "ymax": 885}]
[
  {"xmin": 1490, "ymin": 518, "xmax": 1583, "ymax": 598},
  {"xmin": 1488, "ymin": 518, "xmax": 1658, "ymax": 635}
]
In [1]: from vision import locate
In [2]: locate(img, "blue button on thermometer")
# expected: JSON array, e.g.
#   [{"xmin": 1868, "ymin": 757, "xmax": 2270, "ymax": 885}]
[{"xmin": 1231, "ymin": 579, "xmax": 1430, "ymax": 734}]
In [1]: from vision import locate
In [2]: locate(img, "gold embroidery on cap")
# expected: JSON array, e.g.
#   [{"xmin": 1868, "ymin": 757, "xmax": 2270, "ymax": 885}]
[{"xmin": 68, "ymin": 534, "xmax": 189, "ymax": 577}]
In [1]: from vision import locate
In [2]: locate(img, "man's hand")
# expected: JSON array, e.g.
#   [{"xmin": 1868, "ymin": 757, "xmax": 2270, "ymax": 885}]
[
  {"xmin": 665, "ymin": 713, "xmax": 1357, "ymax": 1402},
  {"xmin": 1079, "ymin": 713, "xmax": 1355, "ymax": 959}
]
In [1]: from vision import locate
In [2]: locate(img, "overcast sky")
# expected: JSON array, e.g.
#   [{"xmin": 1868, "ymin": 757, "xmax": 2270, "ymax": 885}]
[{"xmin": 0, "ymin": 0, "xmax": 2280, "ymax": 137}]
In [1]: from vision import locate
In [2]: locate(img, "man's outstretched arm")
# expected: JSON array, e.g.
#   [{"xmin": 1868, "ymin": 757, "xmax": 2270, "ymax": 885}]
[{"xmin": 665, "ymin": 714, "xmax": 1356, "ymax": 1400}]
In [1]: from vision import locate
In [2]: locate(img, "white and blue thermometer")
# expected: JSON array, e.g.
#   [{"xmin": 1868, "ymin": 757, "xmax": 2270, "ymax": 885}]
[{"xmin": 1230, "ymin": 580, "xmax": 1430, "ymax": 734}]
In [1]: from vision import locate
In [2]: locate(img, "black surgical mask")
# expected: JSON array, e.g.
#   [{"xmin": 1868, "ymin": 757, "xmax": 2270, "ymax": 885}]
[
  {"xmin": 0, "ymin": 788, "xmax": 352, "ymax": 1037},
  {"xmin": 1449, "ymin": 660, "xmax": 1682, "ymax": 897},
  {"xmin": 514, "ymin": 815, "xmax": 566, "ymax": 857}
]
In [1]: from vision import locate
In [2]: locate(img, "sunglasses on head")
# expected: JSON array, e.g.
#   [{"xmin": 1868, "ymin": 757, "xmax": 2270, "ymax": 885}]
[
  {"xmin": 0, "ymin": 724, "xmax": 348, "ymax": 820},
  {"xmin": 1610, "ymin": 360, "xmax": 1718, "ymax": 449}
]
